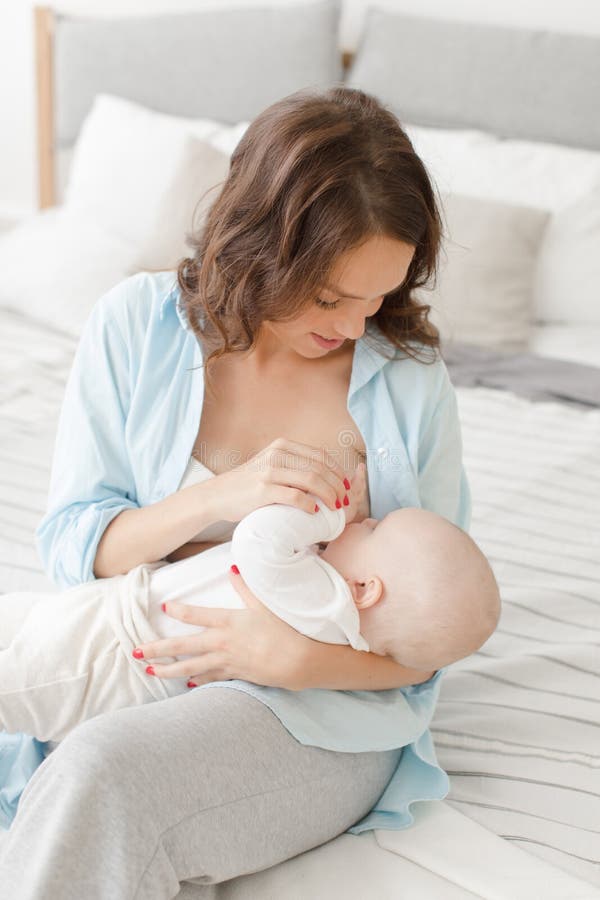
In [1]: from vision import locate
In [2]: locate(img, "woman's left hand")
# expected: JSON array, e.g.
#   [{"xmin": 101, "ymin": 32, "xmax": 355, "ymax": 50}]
[{"xmin": 134, "ymin": 568, "xmax": 308, "ymax": 690}]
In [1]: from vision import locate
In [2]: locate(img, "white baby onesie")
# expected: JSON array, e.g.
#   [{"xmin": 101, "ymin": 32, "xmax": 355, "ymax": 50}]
[
  {"xmin": 146, "ymin": 499, "xmax": 369, "ymax": 651},
  {"xmin": 0, "ymin": 500, "xmax": 368, "ymax": 742}
]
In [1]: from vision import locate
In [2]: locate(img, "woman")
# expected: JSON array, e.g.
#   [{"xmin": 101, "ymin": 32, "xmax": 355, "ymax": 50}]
[{"xmin": 0, "ymin": 86, "xmax": 470, "ymax": 898}]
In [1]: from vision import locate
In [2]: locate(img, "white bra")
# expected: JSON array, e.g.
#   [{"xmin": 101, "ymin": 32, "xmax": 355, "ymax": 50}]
[{"xmin": 176, "ymin": 456, "xmax": 236, "ymax": 543}]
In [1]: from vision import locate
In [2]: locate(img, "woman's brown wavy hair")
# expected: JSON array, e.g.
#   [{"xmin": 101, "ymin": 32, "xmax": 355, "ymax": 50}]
[{"xmin": 177, "ymin": 85, "xmax": 443, "ymax": 380}]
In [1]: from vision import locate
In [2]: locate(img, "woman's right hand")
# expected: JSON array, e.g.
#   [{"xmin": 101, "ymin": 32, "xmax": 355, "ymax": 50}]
[{"xmin": 205, "ymin": 437, "xmax": 350, "ymax": 522}]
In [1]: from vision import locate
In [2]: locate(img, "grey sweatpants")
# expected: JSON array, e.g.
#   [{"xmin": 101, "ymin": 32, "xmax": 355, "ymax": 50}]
[{"xmin": 0, "ymin": 685, "xmax": 402, "ymax": 900}]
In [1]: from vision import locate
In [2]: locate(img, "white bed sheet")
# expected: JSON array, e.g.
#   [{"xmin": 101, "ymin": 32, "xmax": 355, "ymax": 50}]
[{"xmin": 1, "ymin": 307, "xmax": 599, "ymax": 897}]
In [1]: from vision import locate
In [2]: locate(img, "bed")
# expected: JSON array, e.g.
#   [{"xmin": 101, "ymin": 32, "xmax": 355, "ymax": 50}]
[{"xmin": 1, "ymin": 2, "xmax": 599, "ymax": 897}]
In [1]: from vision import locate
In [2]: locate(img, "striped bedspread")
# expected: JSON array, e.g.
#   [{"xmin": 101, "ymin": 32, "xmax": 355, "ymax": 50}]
[
  {"xmin": 433, "ymin": 386, "xmax": 600, "ymax": 888},
  {"xmin": 0, "ymin": 310, "xmax": 76, "ymax": 594},
  {"xmin": 1, "ymin": 308, "xmax": 599, "ymax": 889}
]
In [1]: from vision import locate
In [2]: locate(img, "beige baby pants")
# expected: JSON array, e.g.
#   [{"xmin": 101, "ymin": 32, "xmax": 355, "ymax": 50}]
[{"xmin": 0, "ymin": 562, "xmax": 183, "ymax": 741}]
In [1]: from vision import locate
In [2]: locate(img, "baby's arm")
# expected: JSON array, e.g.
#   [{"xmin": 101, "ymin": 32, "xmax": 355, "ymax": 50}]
[{"xmin": 231, "ymin": 475, "xmax": 368, "ymax": 649}]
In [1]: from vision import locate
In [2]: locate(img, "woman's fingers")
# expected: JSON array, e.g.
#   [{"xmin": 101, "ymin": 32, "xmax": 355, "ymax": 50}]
[
  {"xmin": 228, "ymin": 566, "xmax": 269, "ymax": 611},
  {"xmin": 208, "ymin": 436, "xmax": 353, "ymax": 522},
  {"xmin": 267, "ymin": 438, "xmax": 347, "ymax": 483},
  {"xmin": 260, "ymin": 455, "xmax": 347, "ymax": 509},
  {"xmin": 146, "ymin": 653, "xmax": 228, "ymax": 681},
  {"xmin": 258, "ymin": 441, "xmax": 347, "ymax": 507},
  {"xmin": 266, "ymin": 468, "xmax": 340, "ymax": 512},
  {"xmin": 164, "ymin": 600, "xmax": 230, "ymax": 627},
  {"xmin": 134, "ymin": 604, "xmax": 229, "ymax": 662}
]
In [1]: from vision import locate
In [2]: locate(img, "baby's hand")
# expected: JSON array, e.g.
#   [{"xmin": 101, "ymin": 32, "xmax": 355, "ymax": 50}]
[{"xmin": 343, "ymin": 462, "xmax": 367, "ymax": 525}]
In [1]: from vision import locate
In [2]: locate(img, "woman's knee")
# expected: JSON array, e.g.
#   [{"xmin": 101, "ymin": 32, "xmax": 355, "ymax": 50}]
[
  {"xmin": 43, "ymin": 691, "xmax": 232, "ymax": 818},
  {"xmin": 41, "ymin": 707, "xmax": 158, "ymax": 814}
]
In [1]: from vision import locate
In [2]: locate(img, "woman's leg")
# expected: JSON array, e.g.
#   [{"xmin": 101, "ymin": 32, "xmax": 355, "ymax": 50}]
[{"xmin": 0, "ymin": 686, "xmax": 401, "ymax": 900}]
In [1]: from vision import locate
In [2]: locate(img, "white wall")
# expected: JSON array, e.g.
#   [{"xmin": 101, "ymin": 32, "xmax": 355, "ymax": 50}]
[{"xmin": 2, "ymin": 0, "xmax": 600, "ymax": 218}]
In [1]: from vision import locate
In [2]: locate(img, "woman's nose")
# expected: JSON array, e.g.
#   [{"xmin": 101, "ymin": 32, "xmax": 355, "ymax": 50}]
[{"xmin": 335, "ymin": 309, "xmax": 368, "ymax": 340}]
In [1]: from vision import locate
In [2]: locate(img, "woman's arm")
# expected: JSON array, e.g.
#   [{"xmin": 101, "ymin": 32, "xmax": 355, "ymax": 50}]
[
  {"xmin": 294, "ymin": 639, "xmax": 434, "ymax": 691},
  {"xmin": 35, "ymin": 282, "xmax": 141, "ymax": 587},
  {"xmin": 93, "ymin": 481, "xmax": 223, "ymax": 578},
  {"xmin": 136, "ymin": 570, "xmax": 434, "ymax": 691},
  {"xmin": 35, "ymin": 277, "xmax": 229, "ymax": 586}
]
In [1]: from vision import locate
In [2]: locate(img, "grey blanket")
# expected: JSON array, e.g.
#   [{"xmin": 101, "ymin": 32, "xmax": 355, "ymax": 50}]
[{"xmin": 442, "ymin": 340, "xmax": 600, "ymax": 410}]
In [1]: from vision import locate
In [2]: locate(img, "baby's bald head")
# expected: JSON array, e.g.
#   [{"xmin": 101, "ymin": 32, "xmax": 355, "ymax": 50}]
[{"xmin": 323, "ymin": 507, "xmax": 501, "ymax": 671}]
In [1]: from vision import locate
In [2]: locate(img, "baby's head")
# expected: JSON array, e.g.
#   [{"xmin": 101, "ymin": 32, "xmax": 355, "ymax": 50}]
[{"xmin": 320, "ymin": 507, "xmax": 501, "ymax": 672}]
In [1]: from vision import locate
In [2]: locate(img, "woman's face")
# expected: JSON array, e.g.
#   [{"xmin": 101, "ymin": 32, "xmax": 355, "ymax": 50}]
[{"xmin": 262, "ymin": 235, "xmax": 416, "ymax": 359}]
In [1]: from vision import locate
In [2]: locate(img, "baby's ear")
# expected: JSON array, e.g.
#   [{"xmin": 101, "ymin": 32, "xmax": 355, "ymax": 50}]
[{"xmin": 354, "ymin": 576, "xmax": 384, "ymax": 609}]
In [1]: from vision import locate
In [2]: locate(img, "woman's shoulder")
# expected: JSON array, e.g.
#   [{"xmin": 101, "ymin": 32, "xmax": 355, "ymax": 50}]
[
  {"xmin": 93, "ymin": 269, "xmax": 179, "ymax": 324},
  {"xmin": 85, "ymin": 270, "xmax": 185, "ymax": 351}
]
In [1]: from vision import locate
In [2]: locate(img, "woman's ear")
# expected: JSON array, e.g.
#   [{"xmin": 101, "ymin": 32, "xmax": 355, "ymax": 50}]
[{"xmin": 353, "ymin": 576, "xmax": 384, "ymax": 609}]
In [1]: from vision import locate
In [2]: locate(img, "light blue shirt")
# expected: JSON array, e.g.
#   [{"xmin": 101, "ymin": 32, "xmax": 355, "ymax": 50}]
[{"xmin": 33, "ymin": 270, "xmax": 471, "ymax": 833}]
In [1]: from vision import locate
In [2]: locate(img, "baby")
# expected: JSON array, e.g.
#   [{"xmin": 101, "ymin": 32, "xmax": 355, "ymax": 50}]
[{"xmin": 0, "ymin": 465, "xmax": 500, "ymax": 742}]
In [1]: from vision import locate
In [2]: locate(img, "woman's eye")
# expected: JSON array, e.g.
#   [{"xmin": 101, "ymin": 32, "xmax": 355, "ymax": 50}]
[{"xmin": 315, "ymin": 297, "xmax": 340, "ymax": 310}]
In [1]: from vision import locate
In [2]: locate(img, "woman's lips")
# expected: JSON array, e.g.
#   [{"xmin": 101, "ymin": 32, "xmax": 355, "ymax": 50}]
[{"xmin": 311, "ymin": 332, "xmax": 344, "ymax": 350}]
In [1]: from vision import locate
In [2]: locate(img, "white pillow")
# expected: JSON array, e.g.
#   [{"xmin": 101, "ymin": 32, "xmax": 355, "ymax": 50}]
[
  {"xmin": 533, "ymin": 187, "xmax": 600, "ymax": 324},
  {"xmin": 418, "ymin": 193, "xmax": 550, "ymax": 351},
  {"xmin": 64, "ymin": 94, "xmax": 248, "ymax": 249},
  {"xmin": 0, "ymin": 130, "xmax": 233, "ymax": 335},
  {"xmin": 0, "ymin": 209, "xmax": 137, "ymax": 337},
  {"xmin": 405, "ymin": 123, "xmax": 600, "ymax": 325},
  {"xmin": 406, "ymin": 123, "xmax": 600, "ymax": 212},
  {"xmin": 135, "ymin": 137, "xmax": 231, "ymax": 271}
]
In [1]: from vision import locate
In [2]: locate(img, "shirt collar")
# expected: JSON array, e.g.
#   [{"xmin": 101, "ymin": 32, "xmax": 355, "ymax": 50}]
[
  {"xmin": 159, "ymin": 280, "xmax": 190, "ymax": 332},
  {"xmin": 349, "ymin": 326, "xmax": 398, "ymax": 398}
]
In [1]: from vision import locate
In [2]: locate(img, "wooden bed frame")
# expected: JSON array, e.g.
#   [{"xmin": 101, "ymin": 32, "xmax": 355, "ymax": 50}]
[
  {"xmin": 35, "ymin": 7, "xmax": 55, "ymax": 209},
  {"xmin": 33, "ymin": 5, "xmax": 355, "ymax": 210}
]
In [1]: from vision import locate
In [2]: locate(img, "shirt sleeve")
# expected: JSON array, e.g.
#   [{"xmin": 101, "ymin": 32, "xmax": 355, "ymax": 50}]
[
  {"xmin": 231, "ymin": 501, "xmax": 369, "ymax": 649},
  {"xmin": 417, "ymin": 372, "xmax": 472, "ymax": 533},
  {"xmin": 35, "ymin": 284, "xmax": 139, "ymax": 588}
]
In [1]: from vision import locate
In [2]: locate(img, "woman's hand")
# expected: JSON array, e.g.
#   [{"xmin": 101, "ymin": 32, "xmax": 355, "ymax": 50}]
[
  {"xmin": 204, "ymin": 437, "xmax": 349, "ymax": 522},
  {"xmin": 133, "ymin": 568, "xmax": 309, "ymax": 690}
]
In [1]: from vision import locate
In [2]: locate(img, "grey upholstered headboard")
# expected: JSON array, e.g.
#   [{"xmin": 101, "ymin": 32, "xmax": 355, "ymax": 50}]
[
  {"xmin": 36, "ymin": 2, "xmax": 600, "ymax": 207},
  {"xmin": 53, "ymin": 3, "xmax": 342, "ymax": 147},
  {"xmin": 35, "ymin": 0, "xmax": 343, "ymax": 206},
  {"xmin": 346, "ymin": 10, "xmax": 600, "ymax": 152}
]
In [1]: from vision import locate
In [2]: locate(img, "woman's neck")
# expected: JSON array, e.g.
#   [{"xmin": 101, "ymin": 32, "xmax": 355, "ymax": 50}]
[{"xmin": 247, "ymin": 328, "xmax": 354, "ymax": 373}]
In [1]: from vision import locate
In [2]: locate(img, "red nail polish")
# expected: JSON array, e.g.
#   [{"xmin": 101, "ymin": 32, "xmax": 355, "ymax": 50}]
[
  {"xmin": 187, "ymin": 681, "xmax": 198, "ymax": 689},
  {"xmin": 146, "ymin": 665, "xmax": 155, "ymax": 676},
  {"xmin": 161, "ymin": 602, "xmax": 166, "ymax": 612},
  {"xmin": 343, "ymin": 494, "xmax": 349, "ymax": 506},
  {"xmin": 335, "ymin": 499, "xmax": 342, "ymax": 509},
  {"xmin": 343, "ymin": 477, "xmax": 351, "ymax": 490},
  {"xmin": 314, "ymin": 504, "xmax": 319, "ymax": 512},
  {"xmin": 132, "ymin": 648, "xmax": 144, "ymax": 659},
  {"xmin": 231, "ymin": 564, "xmax": 240, "ymax": 575}
]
